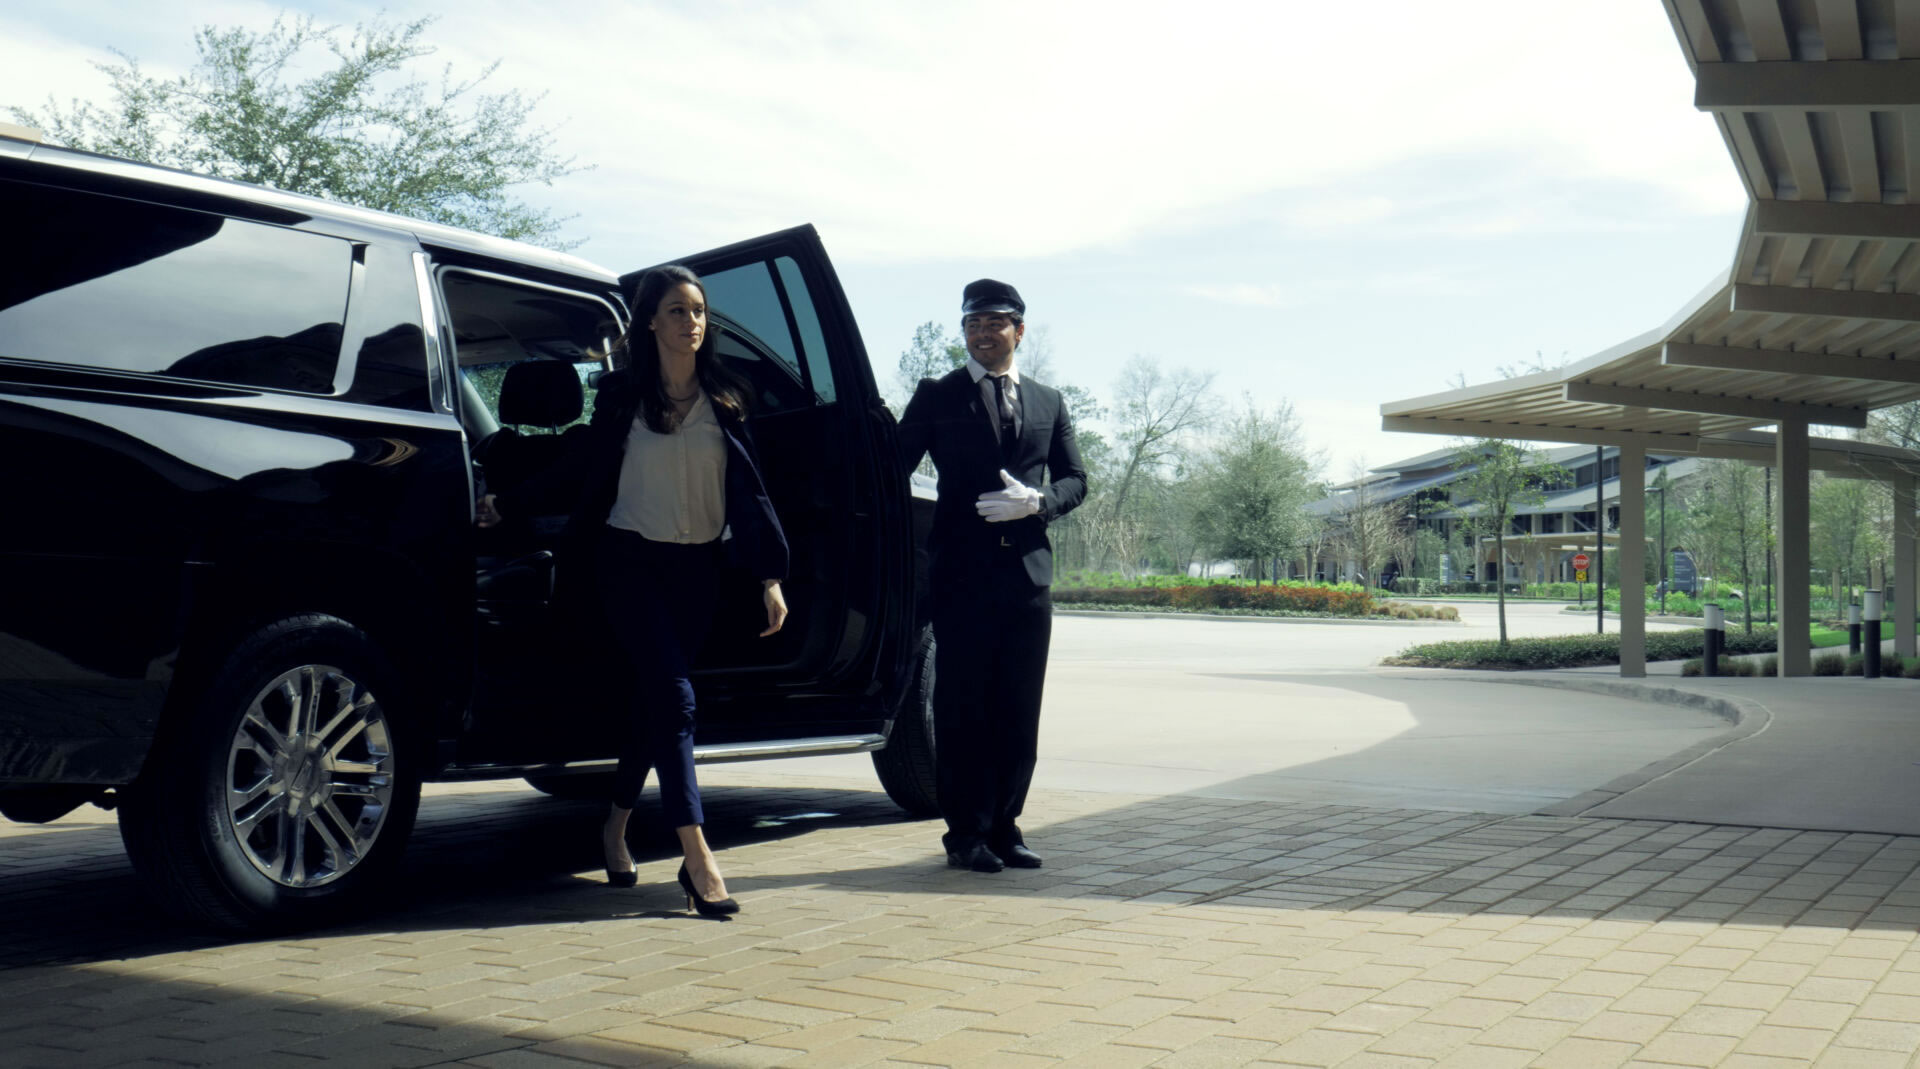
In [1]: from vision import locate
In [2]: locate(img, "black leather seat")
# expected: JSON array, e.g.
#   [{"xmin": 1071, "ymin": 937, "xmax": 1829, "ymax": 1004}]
[{"xmin": 476, "ymin": 360, "xmax": 586, "ymax": 497}]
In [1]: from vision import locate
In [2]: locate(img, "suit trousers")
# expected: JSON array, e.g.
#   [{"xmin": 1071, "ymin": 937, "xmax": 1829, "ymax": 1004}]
[
  {"xmin": 597, "ymin": 526, "xmax": 721, "ymax": 824},
  {"xmin": 930, "ymin": 555, "xmax": 1053, "ymax": 851}
]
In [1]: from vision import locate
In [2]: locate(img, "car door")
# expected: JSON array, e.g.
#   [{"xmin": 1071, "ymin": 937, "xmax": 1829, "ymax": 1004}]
[{"xmin": 626, "ymin": 225, "xmax": 916, "ymax": 742}]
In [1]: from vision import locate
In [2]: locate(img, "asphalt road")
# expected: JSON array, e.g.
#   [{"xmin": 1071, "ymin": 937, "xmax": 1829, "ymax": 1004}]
[{"xmin": 715, "ymin": 600, "xmax": 1724, "ymax": 815}]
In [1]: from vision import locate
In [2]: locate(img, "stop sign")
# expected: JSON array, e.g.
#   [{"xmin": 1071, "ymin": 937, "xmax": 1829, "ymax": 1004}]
[{"xmin": 1572, "ymin": 553, "xmax": 1591, "ymax": 569}]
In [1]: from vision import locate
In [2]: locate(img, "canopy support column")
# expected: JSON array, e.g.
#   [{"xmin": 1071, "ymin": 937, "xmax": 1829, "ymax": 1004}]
[
  {"xmin": 1897, "ymin": 471, "xmax": 1916, "ymax": 660},
  {"xmin": 1776, "ymin": 421, "xmax": 1811, "ymax": 676},
  {"xmin": 1617, "ymin": 444, "xmax": 1647, "ymax": 677}
]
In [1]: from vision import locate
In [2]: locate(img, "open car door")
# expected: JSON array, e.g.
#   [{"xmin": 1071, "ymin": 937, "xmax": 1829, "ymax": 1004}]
[{"xmin": 624, "ymin": 225, "xmax": 916, "ymax": 743}]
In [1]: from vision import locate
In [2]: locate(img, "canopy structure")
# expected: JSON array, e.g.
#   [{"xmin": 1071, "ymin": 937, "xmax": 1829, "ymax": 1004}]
[{"xmin": 1380, "ymin": 0, "xmax": 1920, "ymax": 676}]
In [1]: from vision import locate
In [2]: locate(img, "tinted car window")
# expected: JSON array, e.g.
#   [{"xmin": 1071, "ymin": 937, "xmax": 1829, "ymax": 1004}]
[
  {"xmin": 702, "ymin": 256, "xmax": 839, "ymax": 410},
  {"xmin": 0, "ymin": 180, "xmax": 350, "ymax": 393},
  {"xmin": 775, "ymin": 256, "xmax": 836, "ymax": 403}
]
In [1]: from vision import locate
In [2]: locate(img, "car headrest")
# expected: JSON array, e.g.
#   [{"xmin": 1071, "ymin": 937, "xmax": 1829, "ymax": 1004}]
[{"xmin": 498, "ymin": 360, "xmax": 583, "ymax": 427}]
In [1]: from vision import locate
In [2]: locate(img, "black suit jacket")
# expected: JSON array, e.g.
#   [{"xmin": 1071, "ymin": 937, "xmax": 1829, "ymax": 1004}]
[
  {"xmin": 496, "ymin": 368, "xmax": 789, "ymax": 582},
  {"xmin": 898, "ymin": 367, "xmax": 1088, "ymax": 587}
]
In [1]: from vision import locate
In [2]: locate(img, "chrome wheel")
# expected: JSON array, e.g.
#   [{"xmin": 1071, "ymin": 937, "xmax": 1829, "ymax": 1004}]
[{"xmin": 225, "ymin": 664, "xmax": 395, "ymax": 889}]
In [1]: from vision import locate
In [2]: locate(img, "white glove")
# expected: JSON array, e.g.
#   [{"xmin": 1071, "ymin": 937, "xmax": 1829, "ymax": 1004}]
[{"xmin": 975, "ymin": 469, "xmax": 1043, "ymax": 523}]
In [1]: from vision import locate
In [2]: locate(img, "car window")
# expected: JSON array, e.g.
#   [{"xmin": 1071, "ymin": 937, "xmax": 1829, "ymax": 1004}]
[
  {"xmin": 0, "ymin": 179, "xmax": 351, "ymax": 393},
  {"xmin": 439, "ymin": 269, "xmax": 620, "ymax": 434},
  {"xmin": 700, "ymin": 256, "xmax": 839, "ymax": 408},
  {"xmin": 461, "ymin": 359, "xmax": 601, "ymax": 433}
]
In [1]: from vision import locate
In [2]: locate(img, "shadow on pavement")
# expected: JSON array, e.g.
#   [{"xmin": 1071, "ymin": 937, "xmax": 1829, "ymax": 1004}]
[
  {"xmin": 6, "ymin": 767, "xmax": 1920, "ymax": 1067},
  {"xmin": 0, "ymin": 782, "xmax": 917, "ymax": 972}
]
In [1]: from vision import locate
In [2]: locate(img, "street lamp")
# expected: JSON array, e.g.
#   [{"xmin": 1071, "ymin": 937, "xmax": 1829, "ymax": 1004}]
[{"xmin": 1647, "ymin": 484, "xmax": 1668, "ymax": 614}]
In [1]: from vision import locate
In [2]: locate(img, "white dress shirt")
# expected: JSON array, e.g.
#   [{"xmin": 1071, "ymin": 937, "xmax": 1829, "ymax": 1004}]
[
  {"xmin": 966, "ymin": 357, "xmax": 1022, "ymax": 444},
  {"xmin": 606, "ymin": 391, "xmax": 728, "ymax": 543}
]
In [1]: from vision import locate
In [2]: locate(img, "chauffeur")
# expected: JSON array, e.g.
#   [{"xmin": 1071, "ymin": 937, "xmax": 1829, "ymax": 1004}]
[{"xmin": 897, "ymin": 279, "xmax": 1088, "ymax": 872}]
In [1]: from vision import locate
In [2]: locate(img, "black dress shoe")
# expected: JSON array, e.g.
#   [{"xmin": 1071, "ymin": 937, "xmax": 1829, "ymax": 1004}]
[
  {"xmin": 947, "ymin": 843, "xmax": 1004, "ymax": 873},
  {"xmin": 995, "ymin": 842, "xmax": 1042, "ymax": 868}
]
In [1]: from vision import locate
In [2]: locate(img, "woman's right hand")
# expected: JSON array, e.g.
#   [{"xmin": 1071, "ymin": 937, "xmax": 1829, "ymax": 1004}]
[{"xmin": 475, "ymin": 494, "xmax": 502, "ymax": 528}]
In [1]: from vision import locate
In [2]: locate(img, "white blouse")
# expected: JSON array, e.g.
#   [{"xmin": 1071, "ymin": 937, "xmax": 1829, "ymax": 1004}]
[{"xmin": 605, "ymin": 391, "xmax": 728, "ymax": 543}]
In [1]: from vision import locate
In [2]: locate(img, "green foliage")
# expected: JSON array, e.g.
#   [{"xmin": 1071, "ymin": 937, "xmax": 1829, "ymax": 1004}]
[
  {"xmin": 1188, "ymin": 401, "xmax": 1320, "ymax": 572},
  {"xmin": 1054, "ymin": 580, "xmax": 1377, "ymax": 617},
  {"xmin": 1813, "ymin": 652, "xmax": 1847, "ymax": 676},
  {"xmin": 895, "ymin": 321, "xmax": 967, "ymax": 401},
  {"xmin": 1386, "ymin": 626, "xmax": 1780, "ymax": 669},
  {"xmin": 1058, "ymin": 570, "xmax": 1364, "ymax": 591},
  {"xmin": 1685, "ymin": 655, "xmax": 1765, "ymax": 677},
  {"xmin": 12, "ymin": 15, "xmax": 579, "ymax": 247},
  {"xmin": 1449, "ymin": 440, "xmax": 1568, "ymax": 645},
  {"xmin": 1413, "ymin": 528, "xmax": 1447, "ymax": 581}
]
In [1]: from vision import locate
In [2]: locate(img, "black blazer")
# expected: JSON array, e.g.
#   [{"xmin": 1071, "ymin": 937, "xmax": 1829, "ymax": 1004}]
[
  {"xmin": 898, "ymin": 367, "xmax": 1088, "ymax": 587},
  {"xmin": 496, "ymin": 368, "xmax": 789, "ymax": 582}
]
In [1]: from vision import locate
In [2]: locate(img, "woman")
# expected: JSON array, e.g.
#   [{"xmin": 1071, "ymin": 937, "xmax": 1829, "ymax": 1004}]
[{"xmin": 477, "ymin": 264, "xmax": 789, "ymax": 916}]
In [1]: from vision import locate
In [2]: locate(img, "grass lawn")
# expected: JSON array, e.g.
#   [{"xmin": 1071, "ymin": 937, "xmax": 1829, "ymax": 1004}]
[{"xmin": 1810, "ymin": 626, "xmax": 1849, "ymax": 648}]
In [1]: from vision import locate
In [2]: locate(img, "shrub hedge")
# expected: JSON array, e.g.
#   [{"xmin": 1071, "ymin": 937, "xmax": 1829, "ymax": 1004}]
[
  {"xmin": 1385, "ymin": 626, "xmax": 1780, "ymax": 670},
  {"xmin": 1056, "ymin": 570, "xmax": 1369, "ymax": 593},
  {"xmin": 1055, "ymin": 583, "xmax": 1378, "ymax": 617}
]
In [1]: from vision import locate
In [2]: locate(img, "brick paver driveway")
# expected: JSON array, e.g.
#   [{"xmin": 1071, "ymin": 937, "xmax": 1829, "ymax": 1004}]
[{"xmin": 7, "ymin": 767, "xmax": 1920, "ymax": 1068}]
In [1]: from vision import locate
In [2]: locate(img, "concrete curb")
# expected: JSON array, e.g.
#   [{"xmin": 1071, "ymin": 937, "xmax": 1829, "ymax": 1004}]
[
  {"xmin": 1052, "ymin": 609, "xmax": 1463, "ymax": 627},
  {"xmin": 1451, "ymin": 673, "xmax": 1775, "ymax": 818}
]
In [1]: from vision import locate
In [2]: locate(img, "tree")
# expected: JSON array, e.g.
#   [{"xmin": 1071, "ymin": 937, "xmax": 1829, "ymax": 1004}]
[
  {"xmin": 1689, "ymin": 460, "xmax": 1767, "ymax": 631},
  {"xmin": 1448, "ymin": 439, "xmax": 1562, "ymax": 644},
  {"xmin": 12, "ymin": 15, "xmax": 580, "ymax": 247},
  {"xmin": 1331, "ymin": 463, "xmax": 1405, "ymax": 589},
  {"xmin": 1813, "ymin": 473, "xmax": 1882, "ymax": 597},
  {"xmin": 894, "ymin": 321, "xmax": 967, "ymax": 406},
  {"xmin": 1013, "ymin": 324, "xmax": 1105, "ymax": 428},
  {"xmin": 1190, "ymin": 401, "xmax": 1322, "ymax": 583},
  {"xmin": 1867, "ymin": 400, "xmax": 1920, "ymax": 452},
  {"xmin": 1082, "ymin": 356, "xmax": 1216, "ymax": 576}
]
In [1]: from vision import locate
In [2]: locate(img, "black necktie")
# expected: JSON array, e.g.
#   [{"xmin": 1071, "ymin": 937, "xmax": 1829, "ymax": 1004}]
[{"xmin": 990, "ymin": 374, "xmax": 1017, "ymax": 461}]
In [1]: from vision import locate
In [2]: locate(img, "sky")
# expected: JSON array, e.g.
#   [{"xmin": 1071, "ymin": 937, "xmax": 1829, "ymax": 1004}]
[{"xmin": 2, "ymin": 1, "xmax": 1751, "ymax": 479}]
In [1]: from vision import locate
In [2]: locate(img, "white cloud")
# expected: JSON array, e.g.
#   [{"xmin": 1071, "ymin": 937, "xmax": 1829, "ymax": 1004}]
[
  {"xmin": 289, "ymin": 0, "xmax": 1750, "ymax": 263},
  {"xmin": 1184, "ymin": 269, "xmax": 1493, "ymax": 309},
  {"xmin": 3, "ymin": 1, "xmax": 1749, "ymax": 267}
]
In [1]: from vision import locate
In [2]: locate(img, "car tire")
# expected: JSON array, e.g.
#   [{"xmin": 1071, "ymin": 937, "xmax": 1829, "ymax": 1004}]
[
  {"xmin": 872, "ymin": 624, "xmax": 939, "ymax": 817},
  {"xmin": 118, "ymin": 615, "xmax": 421, "ymax": 932},
  {"xmin": 524, "ymin": 773, "xmax": 616, "ymax": 801}
]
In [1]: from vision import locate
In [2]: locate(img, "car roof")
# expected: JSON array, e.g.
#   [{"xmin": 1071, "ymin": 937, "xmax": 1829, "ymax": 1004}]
[{"xmin": 2, "ymin": 130, "xmax": 621, "ymax": 288}]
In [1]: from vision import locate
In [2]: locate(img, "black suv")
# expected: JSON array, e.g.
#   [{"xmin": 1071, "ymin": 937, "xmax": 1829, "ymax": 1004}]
[{"xmin": 0, "ymin": 127, "xmax": 939, "ymax": 930}]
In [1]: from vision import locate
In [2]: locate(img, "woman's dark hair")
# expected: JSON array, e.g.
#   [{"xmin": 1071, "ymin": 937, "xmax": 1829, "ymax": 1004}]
[{"xmin": 615, "ymin": 264, "xmax": 748, "ymax": 432}]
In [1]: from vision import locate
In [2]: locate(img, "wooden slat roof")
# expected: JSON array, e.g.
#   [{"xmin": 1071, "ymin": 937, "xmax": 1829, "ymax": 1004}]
[{"xmin": 1382, "ymin": 0, "xmax": 1920, "ymax": 453}]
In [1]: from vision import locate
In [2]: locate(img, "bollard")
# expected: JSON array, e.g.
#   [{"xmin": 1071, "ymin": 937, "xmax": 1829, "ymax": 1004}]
[
  {"xmin": 1848, "ymin": 603, "xmax": 1862, "ymax": 655},
  {"xmin": 1703, "ymin": 604, "xmax": 1724, "ymax": 676},
  {"xmin": 1864, "ymin": 590, "xmax": 1884, "ymax": 679}
]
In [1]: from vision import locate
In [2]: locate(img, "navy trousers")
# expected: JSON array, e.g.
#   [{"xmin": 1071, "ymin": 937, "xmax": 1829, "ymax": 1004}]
[
  {"xmin": 597, "ymin": 526, "xmax": 721, "ymax": 824},
  {"xmin": 930, "ymin": 555, "xmax": 1052, "ymax": 853}
]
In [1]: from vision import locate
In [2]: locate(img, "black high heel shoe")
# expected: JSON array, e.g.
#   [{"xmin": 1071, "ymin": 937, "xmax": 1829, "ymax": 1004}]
[
  {"xmin": 677, "ymin": 862, "xmax": 740, "ymax": 916},
  {"xmin": 603, "ymin": 830, "xmax": 637, "ymax": 888}
]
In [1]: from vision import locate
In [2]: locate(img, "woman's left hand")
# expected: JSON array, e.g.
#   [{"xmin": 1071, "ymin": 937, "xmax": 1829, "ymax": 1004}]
[{"xmin": 760, "ymin": 580, "xmax": 788, "ymax": 637}]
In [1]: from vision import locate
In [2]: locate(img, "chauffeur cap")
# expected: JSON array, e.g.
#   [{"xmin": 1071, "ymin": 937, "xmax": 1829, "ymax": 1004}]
[{"xmin": 961, "ymin": 278, "xmax": 1024, "ymax": 317}]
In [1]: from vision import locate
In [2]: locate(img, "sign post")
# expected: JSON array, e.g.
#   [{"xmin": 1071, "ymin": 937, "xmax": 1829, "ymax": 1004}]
[{"xmin": 1573, "ymin": 553, "xmax": 1590, "ymax": 609}]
